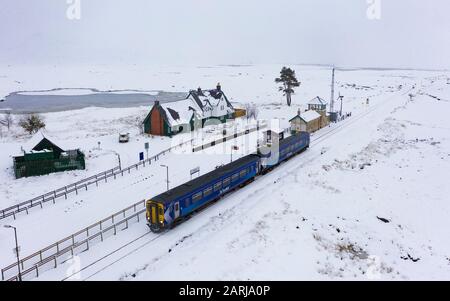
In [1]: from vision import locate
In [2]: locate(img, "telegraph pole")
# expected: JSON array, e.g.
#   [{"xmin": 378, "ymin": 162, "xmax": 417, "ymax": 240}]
[{"xmin": 330, "ymin": 67, "xmax": 335, "ymax": 113}]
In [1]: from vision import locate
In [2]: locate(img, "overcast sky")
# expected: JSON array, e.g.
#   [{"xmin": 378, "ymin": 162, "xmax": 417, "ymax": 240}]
[{"xmin": 0, "ymin": 0, "xmax": 449, "ymax": 69}]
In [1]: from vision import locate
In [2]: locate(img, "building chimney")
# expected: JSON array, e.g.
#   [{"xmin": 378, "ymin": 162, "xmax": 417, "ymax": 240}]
[
  {"xmin": 154, "ymin": 100, "xmax": 160, "ymax": 106},
  {"xmin": 217, "ymin": 82, "xmax": 221, "ymax": 91},
  {"xmin": 297, "ymin": 108, "xmax": 301, "ymax": 116},
  {"xmin": 197, "ymin": 87, "xmax": 202, "ymax": 94}
]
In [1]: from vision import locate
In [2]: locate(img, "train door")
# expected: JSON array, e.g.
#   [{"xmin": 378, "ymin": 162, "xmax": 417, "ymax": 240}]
[
  {"xmin": 174, "ymin": 201, "xmax": 180, "ymax": 219},
  {"xmin": 150, "ymin": 202, "xmax": 159, "ymax": 225}
]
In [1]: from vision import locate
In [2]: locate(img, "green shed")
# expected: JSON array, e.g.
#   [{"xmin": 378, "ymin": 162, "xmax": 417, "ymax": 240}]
[{"xmin": 13, "ymin": 135, "xmax": 85, "ymax": 179}]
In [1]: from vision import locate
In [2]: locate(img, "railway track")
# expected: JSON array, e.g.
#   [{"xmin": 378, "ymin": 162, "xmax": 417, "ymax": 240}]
[
  {"xmin": 2, "ymin": 84, "xmax": 415, "ymax": 281},
  {"xmin": 56, "ymin": 84, "xmax": 416, "ymax": 281}
]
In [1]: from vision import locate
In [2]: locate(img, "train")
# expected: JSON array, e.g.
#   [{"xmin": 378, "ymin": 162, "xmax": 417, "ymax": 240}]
[{"xmin": 146, "ymin": 131, "xmax": 310, "ymax": 232}]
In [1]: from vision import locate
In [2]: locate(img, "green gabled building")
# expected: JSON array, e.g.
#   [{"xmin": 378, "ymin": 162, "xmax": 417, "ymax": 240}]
[
  {"xmin": 143, "ymin": 85, "xmax": 235, "ymax": 137},
  {"xmin": 13, "ymin": 133, "xmax": 85, "ymax": 179}
]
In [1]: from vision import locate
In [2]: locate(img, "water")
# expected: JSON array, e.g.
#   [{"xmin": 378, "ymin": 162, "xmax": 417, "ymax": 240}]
[{"xmin": 0, "ymin": 89, "xmax": 187, "ymax": 113}]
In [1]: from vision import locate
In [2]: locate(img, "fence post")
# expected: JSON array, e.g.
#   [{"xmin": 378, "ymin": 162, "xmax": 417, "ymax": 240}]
[
  {"xmin": 113, "ymin": 224, "xmax": 117, "ymax": 235},
  {"xmin": 95, "ymin": 175, "xmax": 98, "ymax": 187},
  {"xmin": 36, "ymin": 266, "xmax": 39, "ymax": 278},
  {"xmin": 52, "ymin": 197, "xmax": 55, "ymax": 204},
  {"xmin": 85, "ymin": 184, "xmax": 88, "ymax": 191},
  {"xmin": 75, "ymin": 184, "xmax": 78, "ymax": 195},
  {"xmin": 54, "ymin": 256, "xmax": 57, "ymax": 268}
]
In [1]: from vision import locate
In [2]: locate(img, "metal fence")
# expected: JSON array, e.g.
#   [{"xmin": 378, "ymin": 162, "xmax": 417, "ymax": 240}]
[
  {"xmin": 0, "ymin": 139, "xmax": 193, "ymax": 221},
  {"xmin": 192, "ymin": 122, "xmax": 267, "ymax": 152},
  {"xmin": 1, "ymin": 199, "xmax": 147, "ymax": 281}
]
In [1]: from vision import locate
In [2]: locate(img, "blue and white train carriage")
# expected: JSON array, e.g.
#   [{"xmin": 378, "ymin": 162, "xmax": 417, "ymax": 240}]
[
  {"xmin": 146, "ymin": 131, "xmax": 310, "ymax": 233},
  {"xmin": 146, "ymin": 155, "xmax": 261, "ymax": 232}
]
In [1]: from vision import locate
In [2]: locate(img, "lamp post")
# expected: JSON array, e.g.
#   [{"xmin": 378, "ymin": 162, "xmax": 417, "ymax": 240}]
[
  {"xmin": 231, "ymin": 145, "xmax": 239, "ymax": 163},
  {"xmin": 115, "ymin": 153, "xmax": 122, "ymax": 170},
  {"xmin": 4, "ymin": 225, "xmax": 21, "ymax": 281},
  {"xmin": 160, "ymin": 164, "xmax": 169, "ymax": 191},
  {"xmin": 338, "ymin": 95, "xmax": 344, "ymax": 117}
]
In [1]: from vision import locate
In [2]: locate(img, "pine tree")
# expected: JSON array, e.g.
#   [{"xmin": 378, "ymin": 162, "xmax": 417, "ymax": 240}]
[{"xmin": 275, "ymin": 67, "xmax": 301, "ymax": 106}]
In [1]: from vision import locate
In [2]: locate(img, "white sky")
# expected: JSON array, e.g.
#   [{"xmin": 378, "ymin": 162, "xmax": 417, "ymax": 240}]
[{"xmin": 0, "ymin": 0, "xmax": 449, "ymax": 69}]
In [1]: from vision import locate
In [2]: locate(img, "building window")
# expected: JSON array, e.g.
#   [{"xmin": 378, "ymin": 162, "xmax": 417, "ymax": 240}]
[
  {"xmin": 223, "ymin": 177, "xmax": 231, "ymax": 187},
  {"xmin": 240, "ymin": 169, "xmax": 247, "ymax": 178}
]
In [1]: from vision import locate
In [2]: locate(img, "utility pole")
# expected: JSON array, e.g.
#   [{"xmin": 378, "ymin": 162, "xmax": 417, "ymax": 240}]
[
  {"xmin": 330, "ymin": 67, "xmax": 335, "ymax": 114},
  {"xmin": 160, "ymin": 165, "xmax": 169, "ymax": 191},
  {"xmin": 4, "ymin": 225, "xmax": 21, "ymax": 281}
]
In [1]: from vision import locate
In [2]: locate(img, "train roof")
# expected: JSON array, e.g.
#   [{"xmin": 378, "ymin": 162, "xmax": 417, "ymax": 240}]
[
  {"xmin": 152, "ymin": 154, "xmax": 260, "ymax": 205},
  {"xmin": 279, "ymin": 131, "xmax": 308, "ymax": 145}
]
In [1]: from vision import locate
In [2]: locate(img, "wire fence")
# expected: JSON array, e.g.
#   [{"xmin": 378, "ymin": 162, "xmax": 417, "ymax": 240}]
[
  {"xmin": 1, "ymin": 199, "xmax": 147, "ymax": 281},
  {"xmin": 0, "ymin": 139, "xmax": 193, "ymax": 221}
]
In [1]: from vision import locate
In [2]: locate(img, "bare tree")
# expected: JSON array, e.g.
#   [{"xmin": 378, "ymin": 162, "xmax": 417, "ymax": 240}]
[
  {"xmin": 245, "ymin": 103, "xmax": 258, "ymax": 121},
  {"xmin": 0, "ymin": 111, "xmax": 13, "ymax": 130},
  {"xmin": 19, "ymin": 114, "xmax": 46, "ymax": 134},
  {"xmin": 134, "ymin": 115, "xmax": 145, "ymax": 135}
]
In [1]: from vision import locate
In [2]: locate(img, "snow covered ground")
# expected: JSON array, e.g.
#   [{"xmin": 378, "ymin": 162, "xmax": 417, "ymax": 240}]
[{"xmin": 0, "ymin": 64, "xmax": 449, "ymax": 280}]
